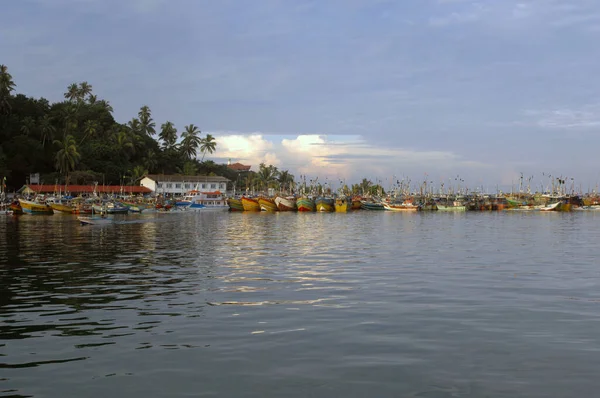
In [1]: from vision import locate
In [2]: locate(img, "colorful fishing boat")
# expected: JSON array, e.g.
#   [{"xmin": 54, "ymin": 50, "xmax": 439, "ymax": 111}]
[
  {"xmin": 315, "ymin": 197, "xmax": 334, "ymax": 212},
  {"xmin": 49, "ymin": 198, "xmax": 76, "ymax": 214},
  {"xmin": 296, "ymin": 197, "xmax": 315, "ymax": 212},
  {"xmin": 241, "ymin": 196, "xmax": 261, "ymax": 212},
  {"xmin": 227, "ymin": 197, "xmax": 244, "ymax": 211},
  {"xmin": 274, "ymin": 196, "xmax": 297, "ymax": 211},
  {"xmin": 9, "ymin": 201, "xmax": 23, "ymax": 215},
  {"xmin": 92, "ymin": 201, "xmax": 129, "ymax": 214},
  {"xmin": 18, "ymin": 198, "xmax": 54, "ymax": 214},
  {"xmin": 436, "ymin": 201, "xmax": 466, "ymax": 211},
  {"xmin": 351, "ymin": 197, "xmax": 362, "ymax": 210},
  {"xmin": 334, "ymin": 196, "xmax": 350, "ymax": 212},
  {"xmin": 382, "ymin": 200, "xmax": 420, "ymax": 211},
  {"xmin": 258, "ymin": 197, "xmax": 278, "ymax": 212},
  {"xmin": 360, "ymin": 200, "xmax": 385, "ymax": 211}
]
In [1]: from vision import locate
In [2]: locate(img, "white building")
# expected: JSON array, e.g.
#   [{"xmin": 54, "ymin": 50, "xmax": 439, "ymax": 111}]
[{"xmin": 140, "ymin": 174, "xmax": 230, "ymax": 196}]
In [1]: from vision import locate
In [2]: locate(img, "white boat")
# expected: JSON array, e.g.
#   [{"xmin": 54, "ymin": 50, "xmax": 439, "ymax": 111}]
[
  {"xmin": 77, "ymin": 216, "xmax": 113, "ymax": 225},
  {"xmin": 539, "ymin": 202, "xmax": 561, "ymax": 211},
  {"xmin": 436, "ymin": 201, "xmax": 466, "ymax": 211},
  {"xmin": 381, "ymin": 200, "xmax": 420, "ymax": 211},
  {"xmin": 180, "ymin": 190, "xmax": 229, "ymax": 211}
]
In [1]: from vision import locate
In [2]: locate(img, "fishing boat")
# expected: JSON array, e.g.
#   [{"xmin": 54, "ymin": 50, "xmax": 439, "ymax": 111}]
[
  {"xmin": 315, "ymin": 197, "xmax": 334, "ymax": 212},
  {"xmin": 274, "ymin": 196, "xmax": 297, "ymax": 211},
  {"xmin": 92, "ymin": 201, "xmax": 129, "ymax": 214},
  {"xmin": 334, "ymin": 196, "xmax": 350, "ymax": 212},
  {"xmin": 382, "ymin": 200, "xmax": 420, "ymax": 211},
  {"xmin": 18, "ymin": 198, "xmax": 54, "ymax": 214},
  {"xmin": 48, "ymin": 198, "xmax": 76, "ymax": 213},
  {"xmin": 351, "ymin": 196, "xmax": 362, "ymax": 210},
  {"xmin": 296, "ymin": 197, "xmax": 315, "ymax": 212},
  {"xmin": 9, "ymin": 201, "xmax": 23, "ymax": 215},
  {"xmin": 360, "ymin": 200, "xmax": 385, "ymax": 211},
  {"xmin": 122, "ymin": 202, "xmax": 147, "ymax": 213},
  {"xmin": 0, "ymin": 203, "xmax": 13, "ymax": 216},
  {"xmin": 539, "ymin": 202, "xmax": 561, "ymax": 211},
  {"xmin": 436, "ymin": 201, "xmax": 466, "ymax": 211},
  {"xmin": 227, "ymin": 197, "xmax": 244, "ymax": 211},
  {"xmin": 182, "ymin": 191, "xmax": 229, "ymax": 211},
  {"xmin": 241, "ymin": 196, "xmax": 261, "ymax": 212},
  {"xmin": 258, "ymin": 197, "xmax": 278, "ymax": 212}
]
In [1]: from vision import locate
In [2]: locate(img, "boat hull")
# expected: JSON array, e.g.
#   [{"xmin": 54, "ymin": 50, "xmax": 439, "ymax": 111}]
[
  {"xmin": 19, "ymin": 199, "xmax": 53, "ymax": 214},
  {"xmin": 241, "ymin": 197, "xmax": 261, "ymax": 212},
  {"xmin": 382, "ymin": 202, "xmax": 420, "ymax": 211},
  {"xmin": 275, "ymin": 197, "xmax": 297, "ymax": 211},
  {"xmin": 228, "ymin": 198, "xmax": 244, "ymax": 211},
  {"xmin": 315, "ymin": 198, "xmax": 334, "ymax": 212},
  {"xmin": 334, "ymin": 198, "xmax": 350, "ymax": 212},
  {"xmin": 258, "ymin": 198, "xmax": 278, "ymax": 212},
  {"xmin": 296, "ymin": 197, "xmax": 315, "ymax": 212},
  {"xmin": 50, "ymin": 203, "xmax": 75, "ymax": 213},
  {"xmin": 436, "ymin": 205, "xmax": 466, "ymax": 211}
]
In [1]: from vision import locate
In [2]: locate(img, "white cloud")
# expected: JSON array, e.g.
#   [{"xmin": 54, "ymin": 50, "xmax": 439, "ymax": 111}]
[
  {"xmin": 525, "ymin": 104, "xmax": 600, "ymax": 129},
  {"xmin": 215, "ymin": 134, "xmax": 280, "ymax": 169}
]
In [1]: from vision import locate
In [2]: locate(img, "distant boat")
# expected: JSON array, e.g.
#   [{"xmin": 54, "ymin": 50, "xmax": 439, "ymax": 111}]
[
  {"xmin": 334, "ymin": 196, "xmax": 350, "ymax": 212},
  {"xmin": 315, "ymin": 197, "xmax": 334, "ymax": 212},
  {"xmin": 179, "ymin": 191, "xmax": 229, "ymax": 211},
  {"xmin": 274, "ymin": 196, "xmax": 297, "ymax": 211},
  {"xmin": 48, "ymin": 198, "xmax": 76, "ymax": 214},
  {"xmin": 436, "ymin": 201, "xmax": 466, "ymax": 211},
  {"xmin": 382, "ymin": 200, "xmax": 420, "ymax": 211},
  {"xmin": 92, "ymin": 202, "xmax": 129, "ymax": 214},
  {"xmin": 258, "ymin": 197, "xmax": 278, "ymax": 212},
  {"xmin": 360, "ymin": 200, "xmax": 384, "ymax": 211},
  {"xmin": 241, "ymin": 196, "xmax": 261, "ymax": 212},
  {"xmin": 539, "ymin": 202, "xmax": 561, "ymax": 211},
  {"xmin": 18, "ymin": 198, "xmax": 53, "ymax": 215},
  {"xmin": 296, "ymin": 197, "xmax": 315, "ymax": 212},
  {"xmin": 227, "ymin": 198, "xmax": 244, "ymax": 211}
]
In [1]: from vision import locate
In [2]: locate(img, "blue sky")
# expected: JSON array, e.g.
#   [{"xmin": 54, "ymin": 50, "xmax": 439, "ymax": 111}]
[{"xmin": 3, "ymin": 0, "xmax": 600, "ymax": 190}]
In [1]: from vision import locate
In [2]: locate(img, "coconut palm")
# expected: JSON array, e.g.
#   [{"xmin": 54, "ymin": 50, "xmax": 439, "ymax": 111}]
[
  {"xmin": 53, "ymin": 134, "xmax": 81, "ymax": 181},
  {"xmin": 159, "ymin": 121, "xmax": 177, "ymax": 149},
  {"xmin": 64, "ymin": 83, "xmax": 79, "ymax": 102},
  {"xmin": 199, "ymin": 133, "xmax": 217, "ymax": 162},
  {"xmin": 129, "ymin": 165, "xmax": 148, "ymax": 184},
  {"xmin": 20, "ymin": 116, "xmax": 36, "ymax": 136},
  {"xmin": 180, "ymin": 124, "xmax": 202, "ymax": 160},
  {"xmin": 39, "ymin": 115, "xmax": 56, "ymax": 147},
  {"xmin": 88, "ymin": 94, "xmax": 97, "ymax": 104},
  {"xmin": 278, "ymin": 170, "xmax": 295, "ymax": 193},
  {"xmin": 113, "ymin": 130, "xmax": 135, "ymax": 158},
  {"xmin": 80, "ymin": 120, "xmax": 98, "ymax": 144},
  {"xmin": 97, "ymin": 99, "xmax": 113, "ymax": 113},
  {"xmin": 127, "ymin": 118, "xmax": 141, "ymax": 134},
  {"xmin": 256, "ymin": 163, "xmax": 279, "ymax": 192},
  {"xmin": 0, "ymin": 64, "xmax": 16, "ymax": 114},
  {"xmin": 138, "ymin": 105, "xmax": 155, "ymax": 136},
  {"xmin": 79, "ymin": 82, "xmax": 93, "ymax": 100},
  {"xmin": 61, "ymin": 103, "xmax": 79, "ymax": 131}
]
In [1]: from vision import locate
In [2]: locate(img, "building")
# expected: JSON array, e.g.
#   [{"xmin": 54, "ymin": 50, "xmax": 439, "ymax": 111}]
[
  {"xmin": 140, "ymin": 174, "xmax": 230, "ymax": 196},
  {"xmin": 227, "ymin": 161, "xmax": 251, "ymax": 172},
  {"xmin": 18, "ymin": 184, "xmax": 152, "ymax": 196}
]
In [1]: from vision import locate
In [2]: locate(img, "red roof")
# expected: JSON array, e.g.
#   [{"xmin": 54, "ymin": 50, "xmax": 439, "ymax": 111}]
[
  {"xmin": 24, "ymin": 184, "xmax": 152, "ymax": 194},
  {"xmin": 228, "ymin": 162, "xmax": 251, "ymax": 172}
]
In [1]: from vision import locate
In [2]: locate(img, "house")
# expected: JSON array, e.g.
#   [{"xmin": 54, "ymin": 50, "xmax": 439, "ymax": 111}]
[
  {"xmin": 227, "ymin": 162, "xmax": 251, "ymax": 172},
  {"xmin": 140, "ymin": 174, "xmax": 230, "ymax": 196}
]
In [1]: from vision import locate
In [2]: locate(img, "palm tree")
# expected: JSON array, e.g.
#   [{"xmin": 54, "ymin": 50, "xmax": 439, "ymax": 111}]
[
  {"xmin": 54, "ymin": 134, "xmax": 81, "ymax": 182},
  {"xmin": 143, "ymin": 149, "xmax": 158, "ymax": 172},
  {"xmin": 256, "ymin": 163, "xmax": 279, "ymax": 192},
  {"xmin": 80, "ymin": 120, "xmax": 98, "ymax": 144},
  {"xmin": 97, "ymin": 99, "xmax": 113, "ymax": 113},
  {"xmin": 138, "ymin": 105, "xmax": 155, "ymax": 136},
  {"xmin": 278, "ymin": 170, "xmax": 295, "ymax": 193},
  {"xmin": 129, "ymin": 165, "xmax": 148, "ymax": 185},
  {"xmin": 113, "ymin": 130, "xmax": 134, "ymax": 158},
  {"xmin": 127, "ymin": 118, "xmax": 141, "ymax": 135},
  {"xmin": 0, "ymin": 64, "xmax": 16, "ymax": 114},
  {"xmin": 20, "ymin": 116, "xmax": 36, "ymax": 136},
  {"xmin": 180, "ymin": 124, "xmax": 202, "ymax": 160},
  {"xmin": 61, "ymin": 103, "xmax": 79, "ymax": 131},
  {"xmin": 199, "ymin": 133, "xmax": 217, "ymax": 162},
  {"xmin": 88, "ymin": 94, "xmax": 97, "ymax": 104},
  {"xmin": 79, "ymin": 81, "xmax": 92, "ymax": 99},
  {"xmin": 159, "ymin": 121, "xmax": 177, "ymax": 149},
  {"xmin": 39, "ymin": 115, "xmax": 56, "ymax": 147},
  {"xmin": 64, "ymin": 83, "xmax": 79, "ymax": 102},
  {"xmin": 359, "ymin": 178, "xmax": 372, "ymax": 195},
  {"xmin": 181, "ymin": 161, "xmax": 197, "ymax": 176}
]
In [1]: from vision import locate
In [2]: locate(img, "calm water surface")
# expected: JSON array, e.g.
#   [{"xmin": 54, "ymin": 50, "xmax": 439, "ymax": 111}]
[{"xmin": 1, "ymin": 211, "xmax": 600, "ymax": 397}]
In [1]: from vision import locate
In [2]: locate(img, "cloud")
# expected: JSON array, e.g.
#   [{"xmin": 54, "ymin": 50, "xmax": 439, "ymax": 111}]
[
  {"xmin": 214, "ymin": 134, "xmax": 280, "ymax": 169},
  {"xmin": 524, "ymin": 104, "xmax": 600, "ymax": 129}
]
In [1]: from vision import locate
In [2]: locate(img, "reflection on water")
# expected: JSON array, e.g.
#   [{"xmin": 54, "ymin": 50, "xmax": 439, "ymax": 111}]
[{"xmin": 2, "ymin": 211, "xmax": 600, "ymax": 397}]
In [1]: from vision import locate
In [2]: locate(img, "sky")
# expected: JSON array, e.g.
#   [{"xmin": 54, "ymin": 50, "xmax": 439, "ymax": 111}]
[{"xmin": 2, "ymin": 0, "xmax": 600, "ymax": 191}]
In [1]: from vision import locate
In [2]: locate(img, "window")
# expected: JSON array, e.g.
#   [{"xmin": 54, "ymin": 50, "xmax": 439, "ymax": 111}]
[
  {"xmin": 184, "ymin": 183, "xmax": 190, "ymax": 189},
  {"xmin": 157, "ymin": 183, "xmax": 163, "ymax": 188},
  {"xmin": 211, "ymin": 184, "xmax": 216, "ymax": 189},
  {"xmin": 201, "ymin": 184, "xmax": 206, "ymax": 189},
  {"xmin": 175, "ymin": 183, "xmax": 181, "ymax": 188},
  {"xmin": 167, "ymin": 183, "xmax": 172, "ymax": 188}
]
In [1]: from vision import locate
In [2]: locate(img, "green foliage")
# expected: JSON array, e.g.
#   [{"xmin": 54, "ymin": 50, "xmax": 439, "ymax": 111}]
[{"xmin": 0, "ymin": 65, "xmax": 223, "ymax": 190}]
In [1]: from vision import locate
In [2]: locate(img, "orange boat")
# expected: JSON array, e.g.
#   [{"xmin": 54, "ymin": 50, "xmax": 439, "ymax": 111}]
[{"xmin": 241, "ymin": 196, "xmax": 260, "ymax": 212}]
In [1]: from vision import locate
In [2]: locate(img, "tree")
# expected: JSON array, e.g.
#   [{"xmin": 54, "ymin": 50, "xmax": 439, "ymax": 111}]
[
  {"xmin": 182, "ymin": 161, "xmax": 197, "ymax": 176},
  {"xmin": 256, "ymin": 163, "xmax": 279, "ymax": 192},
  {"xmin": 138, "ymin": 105, "xmax": 156, "ymax": 136},
  {"xmin": 180, "ymin": 124, "xmax": 201, "ymax": 160},
  {"xmin": 278, "ymin": 169, "xmax": 294, "ymax": 193},
  {"xmin": 80, "ymin": 120, "xmax": 98, "ymax": 144},
  {"xmin": 54, "ymin": 134, "xmax": 81, "ymax": 181},
  {"xmin": 39, "ymin": 115, "xmax": 56, "ymax": 147},
  {"xmin": 159, "ymin": 121, "xmax": 177, "ymax": 149},
  {"xmin": 0, "ymin": 64, "xmax": 16, "ymax": 114},
  {"xmin": 199, "ymin": 133, "xmax": 217, "ymax": 161},
  {"xmin": 20, "ymin": 116, "xmax": 36, "ymax": 136},
  {"xmin": 64, "ymin": 83, "xmax": 79, "ymax": 102},
  {"xmin": 79, "ymin": 81, "xmax": 93, "ymax": 100},
  {"xmin": 127, "ymin": 118, "xmax": 141, "ymax": 134},
  {"xmin": 129, "ymin": 165, "xmax": 148, "ymax": 185}
]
